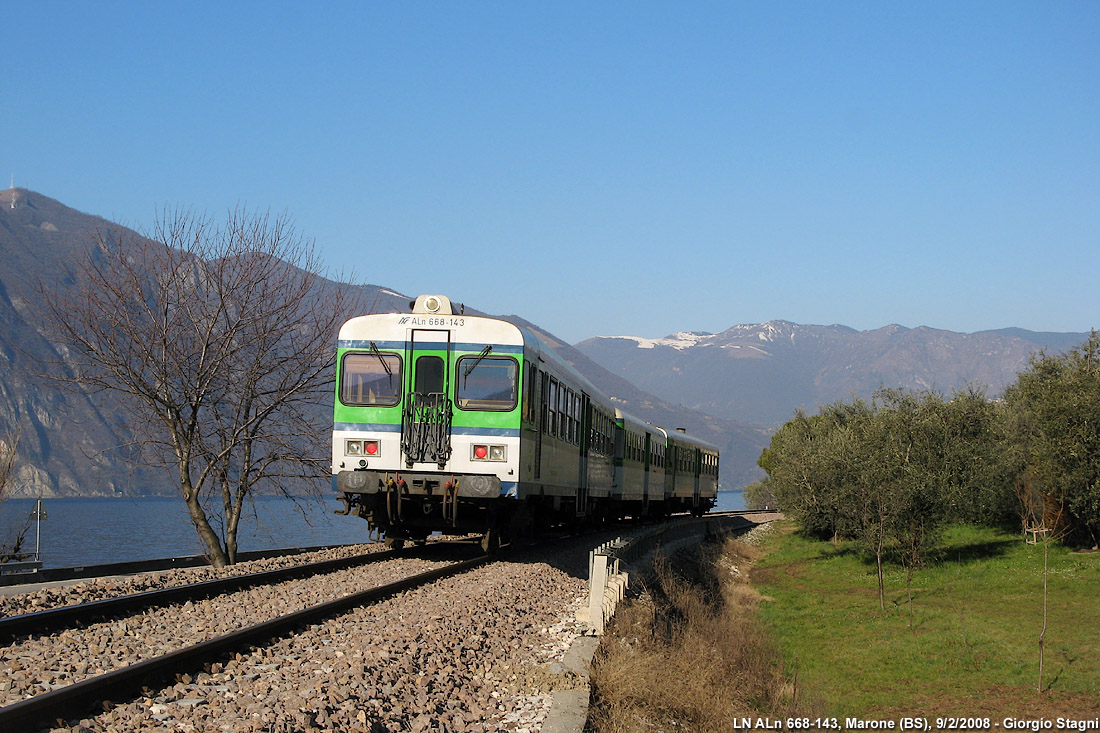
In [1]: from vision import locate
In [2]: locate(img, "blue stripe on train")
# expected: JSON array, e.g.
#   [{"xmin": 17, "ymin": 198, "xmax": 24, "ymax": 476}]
[
  {"xmin": 334, "ymin": 423, "xmax": 520, "ymax": 438},
  {"xmin": 338, "ymin": 339, "xmax": 523, "ymax": 354}
]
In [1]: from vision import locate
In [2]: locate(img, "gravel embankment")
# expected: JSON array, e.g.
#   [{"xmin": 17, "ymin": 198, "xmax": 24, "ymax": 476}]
[{"xmin": 4, "ymin": 535, "xmax": 605, "ymax": 732}]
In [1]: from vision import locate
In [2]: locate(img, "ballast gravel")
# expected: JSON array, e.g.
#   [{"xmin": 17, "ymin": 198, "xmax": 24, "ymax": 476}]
[
  {"xmin": 0, "ymin": 543, "xmax": 386, "ymax": 618},
  {"xmin": 0, "ymin": 534, "xmax": 614, "ymax": 732},
  {"xmin": 0, "ymin": 551, "xmax": 456, "ymax": 707}
]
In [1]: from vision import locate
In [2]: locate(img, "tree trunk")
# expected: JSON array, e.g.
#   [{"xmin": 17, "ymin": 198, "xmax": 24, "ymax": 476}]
[
  {"xmin": 1039, "ymin": 538, "xmax": 1048, "ymax": 692},
  {"xmin": 906, "ymin": 567, "xmax": 914, "ymax": 627},
  {"xmin": 184, "ymin": 490, "xmax": 229, "ymax": 568},
  {"xmin": 876, "ymin": 535, "xmax": 885, "ymax": 612}
]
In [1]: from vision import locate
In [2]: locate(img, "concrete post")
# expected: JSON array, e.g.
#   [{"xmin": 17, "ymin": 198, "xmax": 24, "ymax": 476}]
[{"xmin": 589, "ymin": 553, "xmax": 608, "ymax": 635}]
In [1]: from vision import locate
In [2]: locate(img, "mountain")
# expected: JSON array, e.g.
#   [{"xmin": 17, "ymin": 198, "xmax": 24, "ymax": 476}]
[
  {"xmin": 0, "ymin": 189, "xmax": 408, "ymax": 497},
  {"xmin": 0, "ymin": 189, "xmax": 764, "ymax": 496},
  {"xmin": 0, "ymin": 188, "xmax": 149, "ymax": 496},
  {"xmin": 575, "ymin": 321, "xmax": 1094, "ymax": 428}
]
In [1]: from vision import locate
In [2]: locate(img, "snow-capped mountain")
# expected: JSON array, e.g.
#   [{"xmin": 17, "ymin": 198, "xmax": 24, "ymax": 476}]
[{"xmin": 577, "ymin": 321, "xmax": 1090, "ymax": 428}]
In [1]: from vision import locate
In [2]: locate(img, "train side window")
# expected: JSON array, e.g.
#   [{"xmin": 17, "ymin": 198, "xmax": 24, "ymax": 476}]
[
  {"xmin": 339, "ymin": 352, "xmax": 402, "ymax": 406},
  {"xmin": 540, "ymin": 373, "xmax": 550, "ymax": 433},
  {"xmin": 455, "ymin": 356, "xmax": 518, "ymax": 411},
  {"xmin": 576, "ymin": 396, "xmax": 585, "ymax": 442},
  {"xmin": 521, "ymin": 363, "xmax": 531, "ymax": 422},
  {"xmin": 523, "ymin": 363, "xmax": 539, "ymax": 424},
  {"xmin": 563, "ymin": 388, "xmax": 572, "ymax": 442},
  {"xmin": 568, "ymin": 391, "xmax": 576, "ymax": 444},
  {"xmin": 572, "ymin": 391, "xmax": 580, "ymax": 442},
  {"xmin": 563, "ymin": 388, "xmax": 571, "ymax": 442},
  {"xmin": 567, "ymin": 393, "xmax": 575, "ymax": 444},
  {"xmin": 571, "ymin": 392, "xmax": 579, "ymax": 444},
  {"xmin": 548, "ymin": 378, "xmax": 558, "ymax": 436}
]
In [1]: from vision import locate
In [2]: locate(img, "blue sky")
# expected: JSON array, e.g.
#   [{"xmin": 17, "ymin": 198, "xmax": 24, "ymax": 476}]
[{"xmin": 3, "ymin": 2, "xmax": 1097, "ymax": 343}]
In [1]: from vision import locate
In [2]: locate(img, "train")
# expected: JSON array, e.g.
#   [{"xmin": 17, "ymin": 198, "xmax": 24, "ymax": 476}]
[{"xmin": 332, "ymin": 294, "xmax": 719, "ymax": 550}]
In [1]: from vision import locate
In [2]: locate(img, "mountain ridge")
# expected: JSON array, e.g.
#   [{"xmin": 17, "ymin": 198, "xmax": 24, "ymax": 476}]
[{"xmin": 576, "ymin": 321, "xmax": 1093, "ymax": 428}]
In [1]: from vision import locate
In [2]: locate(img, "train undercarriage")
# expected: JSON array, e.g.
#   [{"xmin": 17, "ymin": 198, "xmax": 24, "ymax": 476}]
[{"xmin": 335, "ymin": 469, "xmax": 714, "ymax": 554}]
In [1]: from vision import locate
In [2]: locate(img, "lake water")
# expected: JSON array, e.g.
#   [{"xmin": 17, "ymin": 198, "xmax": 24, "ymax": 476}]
[{"xmin": 0, "ymin": 490, "xmax": 745, "ymax": 569}]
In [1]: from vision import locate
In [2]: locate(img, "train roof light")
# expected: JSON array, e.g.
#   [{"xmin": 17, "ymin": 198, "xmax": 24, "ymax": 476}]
[{"xmin": 412, "ymin": 294, "xmax": 453, "ymax": 315}]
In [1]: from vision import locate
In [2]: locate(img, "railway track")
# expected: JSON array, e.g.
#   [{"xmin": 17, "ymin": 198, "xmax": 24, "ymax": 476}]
[
  {"xmin": 0, "ymin": 547, "xmax": 492, "ymax": 731},
  {"xmin": 0, "ymin": 543, "xmax": 447, "ymax": 642},
  {"xmin": 0, "ymin": 513, "xmax": 771, "ymax": 730}
]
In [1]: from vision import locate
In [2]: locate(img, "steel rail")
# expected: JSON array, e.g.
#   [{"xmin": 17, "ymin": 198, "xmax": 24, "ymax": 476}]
[
  {"xmin": 0, "ymin": 546, "xmax": 418, "ymax": 642},
  {"xmin": 0, "ymin": 554, "xmax": 491, "ymax": 731}
]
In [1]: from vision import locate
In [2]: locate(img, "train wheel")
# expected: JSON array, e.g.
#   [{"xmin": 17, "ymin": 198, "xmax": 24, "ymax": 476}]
[{"xmin": 384, "ymin": 537, "xmax": 405, "ymax": 550}]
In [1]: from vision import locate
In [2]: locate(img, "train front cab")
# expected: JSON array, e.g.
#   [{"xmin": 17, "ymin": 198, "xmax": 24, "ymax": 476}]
[{"xmin": 333, "ymin": 295, "xmax": 525, "ymax": 547}]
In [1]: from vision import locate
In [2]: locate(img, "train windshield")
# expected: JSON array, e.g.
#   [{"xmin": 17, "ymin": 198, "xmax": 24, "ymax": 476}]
[
  {"xmin": 455, "ymin": 356, "xmax": 518, "ymax": 411},
  {"xmin": 339, "ymin": 352, "xmax": 402, "ymax": 406}
]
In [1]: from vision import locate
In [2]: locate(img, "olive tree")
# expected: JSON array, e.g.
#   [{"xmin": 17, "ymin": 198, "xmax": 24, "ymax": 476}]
[
  {"xmin": 43, "ymin": 208, "xmax": 358, "ymax": 566},
  {"xmin": 1003, "ymin": 332, "xmax": 1100, "ymax": 692},
  {"xmin": 1004, "ymin": 331, "xmax": 1100, "ymax": 547},
  {"xmin": 760, "ymin": 390, "xmax": 961, "ymax": 614},
  {"xmin": 873, "ymin": 390, "xmax": 952, "ymax": 623}
]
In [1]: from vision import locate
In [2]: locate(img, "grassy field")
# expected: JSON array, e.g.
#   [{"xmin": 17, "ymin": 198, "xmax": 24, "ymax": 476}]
[{"xmin": 753, "ymin": 522, "xmax": 1100, "ymax": 719}]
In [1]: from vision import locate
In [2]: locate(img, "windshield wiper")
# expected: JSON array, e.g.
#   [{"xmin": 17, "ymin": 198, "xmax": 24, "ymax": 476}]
[
  {"xmin": 463, "ymin": 345, "xmax": 493, "ymax": 380},
  {"xmin": 368, "ymin": 341, "xmax": 393, "ymax": 380}
]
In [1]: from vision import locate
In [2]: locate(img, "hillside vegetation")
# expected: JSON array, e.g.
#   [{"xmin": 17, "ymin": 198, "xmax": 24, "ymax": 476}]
[{"xmin": 750, "ymin": 331, "xmax": 1100, "ymax": 557}]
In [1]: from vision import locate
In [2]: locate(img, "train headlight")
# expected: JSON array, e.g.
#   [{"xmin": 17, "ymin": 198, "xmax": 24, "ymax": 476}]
[
  {"xmin": 472, "ymin": 444, "xmax": 506, "ymax": 461},
  {"xmin": 345, "ymin": 440, "xmax": 363, "ymax": 456},
  {"xmin": 364, "ymin": 440, "xmax": 380, "ymax": 456}
]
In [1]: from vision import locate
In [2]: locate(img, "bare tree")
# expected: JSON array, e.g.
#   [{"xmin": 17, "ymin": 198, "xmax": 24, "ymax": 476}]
[
  {"xmin": 0, "ymin": 429, "xmax": 29, "ymax": 561},
  {"xmin": 42, "ymin": 208, "xmax": 358, "ymax": 567},
  {"xmin": 0, "ymin": 429, "xmax": 17, "ymax": 500}
]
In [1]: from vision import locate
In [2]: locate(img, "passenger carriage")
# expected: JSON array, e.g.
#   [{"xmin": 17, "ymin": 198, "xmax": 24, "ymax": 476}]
[
  {"xmin": 332, "ymin": 294, "xmax": 718, "ymax": 549},
  {"xmin": 663, "ymin": 429, "xmax": 720, "ymax": 516}
]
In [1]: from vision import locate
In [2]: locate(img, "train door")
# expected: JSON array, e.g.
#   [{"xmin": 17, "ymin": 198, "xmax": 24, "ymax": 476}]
[
  {"xmin": 401, "ymin": 329, "xmax": 453, "ymax": 468},
  {"xmin": 692, "ymin": 448, "xmax": 701, "ymax": 509},
  {"xmin": 576, "ymin": 393, "xmax": 591, "ymax": 517},
  {"xmin": 642, "ymin": 432, "xmax": 651, "ymax": 515},
  {"xmin": 535, "ymin": 371, "xmax": 548, "ymax": 479}
]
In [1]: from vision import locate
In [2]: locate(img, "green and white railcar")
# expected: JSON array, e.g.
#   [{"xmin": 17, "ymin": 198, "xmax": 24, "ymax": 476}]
[{"xmin": 332, "ymin": 294, "xmax": 616, "ymax": 548}]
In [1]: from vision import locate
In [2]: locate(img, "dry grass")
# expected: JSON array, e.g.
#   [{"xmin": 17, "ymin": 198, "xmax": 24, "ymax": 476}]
[{"xmin": 588, "ymin": 533, "xmax": 820, "ymax": 732}]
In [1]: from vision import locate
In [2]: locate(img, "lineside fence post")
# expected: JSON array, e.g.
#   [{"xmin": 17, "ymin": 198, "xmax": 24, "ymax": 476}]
[{"xmin": 588, "ymin": 552, "xmax": 609, "ymax": 635}]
